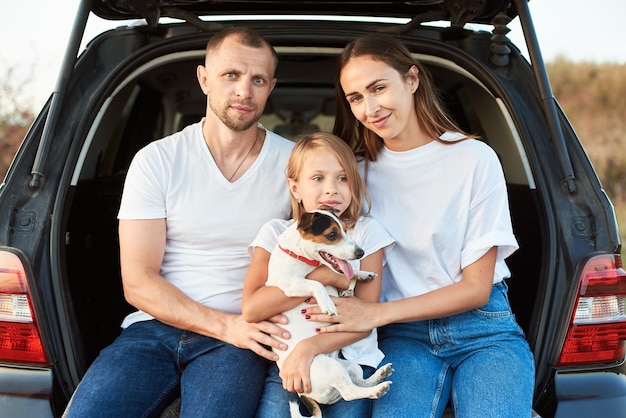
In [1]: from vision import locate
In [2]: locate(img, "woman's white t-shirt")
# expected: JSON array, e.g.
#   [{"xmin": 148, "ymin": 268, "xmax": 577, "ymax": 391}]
[
  {"xmin": 362, "ymin": 134, "xmax": 518, "ymax": 302},
  {"xmin": 250, "ymin": 216, "xmax": 395, "ymax": 367},
  {"xmin": 118, "ymin": 121, "xmax": 294, "ymax": 327}
]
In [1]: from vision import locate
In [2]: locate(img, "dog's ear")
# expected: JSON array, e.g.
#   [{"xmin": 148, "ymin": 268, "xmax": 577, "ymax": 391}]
[
  {"xmin": 297, "ymin": 212, "xmax": 315, "ymax": 233},
  {"xmin": 297, "ymin": 211, "xmax": 333, "ymax": 235}
]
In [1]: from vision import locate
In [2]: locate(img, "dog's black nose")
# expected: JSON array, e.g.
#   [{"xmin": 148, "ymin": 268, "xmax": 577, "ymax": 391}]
[{"xmin": 355, "ymin": 247, "xmax": 364, "ymax": 259}]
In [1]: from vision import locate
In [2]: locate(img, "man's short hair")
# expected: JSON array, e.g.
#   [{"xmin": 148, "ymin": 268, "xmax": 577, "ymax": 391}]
[{"xmin": 206, "ymin": 26, "xmax": 278, "ymax": 72}]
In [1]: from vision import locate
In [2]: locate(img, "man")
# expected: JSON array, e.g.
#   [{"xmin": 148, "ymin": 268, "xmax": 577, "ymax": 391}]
[{"xmin": 65, "ymin": 27, "xmax": 294, "ymax": 417}]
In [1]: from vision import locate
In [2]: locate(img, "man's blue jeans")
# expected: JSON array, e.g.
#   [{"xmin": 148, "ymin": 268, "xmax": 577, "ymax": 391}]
[
  {"xmin": 372, "ymin": 281, "xmax": 535, "ymax": 418},
  {"xmin": 65, "ymin": 320, "xmax": 268, "ymax": 418}
]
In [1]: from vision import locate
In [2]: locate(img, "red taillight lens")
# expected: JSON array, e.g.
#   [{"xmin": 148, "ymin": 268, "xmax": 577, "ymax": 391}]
[
  {"xmin": 557, "ymin": 254, "xmax": 626, "ymax": 367},
  {"xmin": 0, "ymin": 250, "xmax": 49, "ymax": 364}
]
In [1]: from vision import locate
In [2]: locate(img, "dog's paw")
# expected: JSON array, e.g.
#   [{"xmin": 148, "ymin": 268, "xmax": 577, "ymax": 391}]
[
  {"xmin": 317, "ymin": 294, "xmax": 338, "ymax": 315},
  {"xmin": 364, "ymin": 380, "xmax": 392, "ymax": 399},
  {"xmin": 374, "ymin": 381, "xmax": 392, "ymax": 398},
  {"xmin": 365, "ymin": 363, "xmax": 393, "ymax": 385},
  {"xmin": 377, "ymin": 363, "xmax": 394, "ymax": 380},
  {"xmin": 322, "ymin": 303, "xmax": 338, "ymax": 316},
  {"xmin": 354, "ymin": 270, "xmax": 377, "ymax": 282}
]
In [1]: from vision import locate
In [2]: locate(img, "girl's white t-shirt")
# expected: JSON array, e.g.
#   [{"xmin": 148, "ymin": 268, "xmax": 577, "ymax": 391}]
[
  {"xmin": 118, "ymin": 121, "xmax": 294, "ymax": 327},
  {"xmin": 362, "ymin": 134, "xmax": 518, "ymax": 302},
  {"xmin": 250, "ymin": 216, "xmax": 395, "ymax": 368}
]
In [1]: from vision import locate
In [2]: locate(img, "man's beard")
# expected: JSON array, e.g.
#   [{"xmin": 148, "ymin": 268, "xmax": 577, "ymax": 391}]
[{"xmin": 210, "ymin": 98, "xmax": 261, "ymax": 131}]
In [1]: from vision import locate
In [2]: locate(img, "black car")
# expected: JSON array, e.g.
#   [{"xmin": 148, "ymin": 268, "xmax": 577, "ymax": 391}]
[{"xmin": 1, "ymin": 1, "xmax": 625, "ymax": 417}]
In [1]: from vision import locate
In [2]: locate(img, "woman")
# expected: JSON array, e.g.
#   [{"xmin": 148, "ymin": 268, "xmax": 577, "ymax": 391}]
[{"xmin": 304, "ymin": 33, "xmax": 535, "ymax": 417}]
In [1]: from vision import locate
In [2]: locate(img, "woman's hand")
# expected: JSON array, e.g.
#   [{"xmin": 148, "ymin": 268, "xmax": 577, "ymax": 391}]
[{"xmin": 303, "ymin": 296, "xmax": 381, "ymax": 334}]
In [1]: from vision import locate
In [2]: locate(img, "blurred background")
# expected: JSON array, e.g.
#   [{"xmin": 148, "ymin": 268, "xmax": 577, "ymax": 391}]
[{"xmin": 1, "ymin": 1, "xmax": 625, "ymax": 258}]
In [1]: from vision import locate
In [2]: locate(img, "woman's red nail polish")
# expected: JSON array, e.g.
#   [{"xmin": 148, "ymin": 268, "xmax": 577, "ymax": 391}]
[{"xmin": 305, "ymin": 315, "xmax": 311, "ymax": 319}]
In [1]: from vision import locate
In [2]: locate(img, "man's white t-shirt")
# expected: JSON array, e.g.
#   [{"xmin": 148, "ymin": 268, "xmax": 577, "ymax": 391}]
[
  {"xmin": 362, "ymin": 133, "xmax": 518, "ymax": 302},
  {"xmin": 250, "ymin": 216, "xmax": 395, "ymax": 367},
  {"xmin": 118, "ymin": 121, "xmax": 294, "ymax": 327}
]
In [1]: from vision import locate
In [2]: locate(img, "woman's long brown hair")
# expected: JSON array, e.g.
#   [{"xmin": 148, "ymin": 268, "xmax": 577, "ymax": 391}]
[{"xmin": 333, "ymin": 33, "xmax": 474, "ymax": 162}]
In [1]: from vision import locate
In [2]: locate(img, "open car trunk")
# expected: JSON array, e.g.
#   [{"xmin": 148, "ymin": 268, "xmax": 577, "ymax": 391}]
[{"xmin": 62, "ymin": 22, "xmax": 542, "ymax": 393}]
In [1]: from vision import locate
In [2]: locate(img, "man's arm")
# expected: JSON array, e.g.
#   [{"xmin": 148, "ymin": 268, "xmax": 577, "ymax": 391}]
[{"xmin": 119, "ymin": 218, "xmax": 289, "ymax": 360}]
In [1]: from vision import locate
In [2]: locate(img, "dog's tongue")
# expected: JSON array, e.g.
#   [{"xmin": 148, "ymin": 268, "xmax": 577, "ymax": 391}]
[{"xmin": 337, "ymin": 259, "xmax": 354, "ymax": 279}]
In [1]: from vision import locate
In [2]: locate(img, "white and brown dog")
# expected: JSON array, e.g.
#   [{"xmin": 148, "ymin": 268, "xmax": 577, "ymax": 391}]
[{"xmin": 266, "ymin": 208, "xmax": 392, "ymax": 418}]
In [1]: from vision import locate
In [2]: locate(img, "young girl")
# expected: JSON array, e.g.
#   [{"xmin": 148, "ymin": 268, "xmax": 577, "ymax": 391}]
[
  {"xmin": 242, "ymin": 132, "xmax": 394, "ymax": 418},
  {"xmin": 305, "ymin": 33, "xmax": 535, "ymax": 417}
]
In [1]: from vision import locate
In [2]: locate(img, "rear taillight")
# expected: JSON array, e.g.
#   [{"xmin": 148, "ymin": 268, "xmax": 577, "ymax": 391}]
[
  {"xmin": 0, "ymin": 250, "xmax": 49, "ymax": 365},
  {"xmin": 557, "ymin": 254, "xmax": 626, "ymax": 367}
]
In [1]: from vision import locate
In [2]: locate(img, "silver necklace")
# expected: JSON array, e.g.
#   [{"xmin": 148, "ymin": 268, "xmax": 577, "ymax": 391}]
[{"xmin": 209, "ymin": 132, "xmax": 260, "ymax": 182}]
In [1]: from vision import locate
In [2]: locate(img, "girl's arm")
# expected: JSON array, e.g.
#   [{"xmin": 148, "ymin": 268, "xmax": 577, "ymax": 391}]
[
  {"xmin": 242, "ymin": 247, "xmax": 354, "ymax": 323},
  {"xmin": 280, "ymin": 248, "xmax": 384, "ymax": 394},
  {"xmin": 306, "ymin": 247, "xmax": 498, "ymax": 333},
  {"xmin": 241, "ymin": 247, "xmax": 301, "ymax": 322}
]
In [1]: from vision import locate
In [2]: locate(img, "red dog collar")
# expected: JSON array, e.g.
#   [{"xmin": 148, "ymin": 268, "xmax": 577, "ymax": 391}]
[{"xmin": 278, "ymin": 245, "xmax": 321, "ymax": 267}]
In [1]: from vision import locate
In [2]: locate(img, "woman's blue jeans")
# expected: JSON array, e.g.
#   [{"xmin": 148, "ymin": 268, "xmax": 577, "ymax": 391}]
[
  {"xmin": 65, "ymin": 320, "xmax": 269, "ymax": 418},
  {"xmin": 372, "ymin": 281, "xmax": 535, "ymax": 418}
]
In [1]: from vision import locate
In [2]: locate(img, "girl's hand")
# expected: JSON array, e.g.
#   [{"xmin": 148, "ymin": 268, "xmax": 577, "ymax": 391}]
[
  {"xmin": 279, "ymin": 340, "xmax": 317, "ymax": 393},
  {"xmin": 303, "ymin": 296, "xmax": 380, "ymax": 333}
]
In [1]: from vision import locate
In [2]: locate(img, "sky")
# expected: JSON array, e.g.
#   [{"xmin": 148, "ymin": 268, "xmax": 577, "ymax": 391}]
[{"xmin": 2, "ymin": 0, "xmax": 625, "ymax": 110}]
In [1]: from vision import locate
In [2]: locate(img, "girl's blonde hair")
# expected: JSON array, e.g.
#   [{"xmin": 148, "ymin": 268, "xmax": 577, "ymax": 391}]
[{"xmin": 286, "ymin": 132, "xmax": 371, "ymax": 228}]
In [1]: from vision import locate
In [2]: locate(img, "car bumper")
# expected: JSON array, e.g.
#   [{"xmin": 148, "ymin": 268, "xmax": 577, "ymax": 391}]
[
  {"xmin": 0, "ymin": 365, "xmax": 54, "ymax": 418},
  {"xmin": 555, "ymin": 371, "xmax": 626, "ymax": 417}
]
